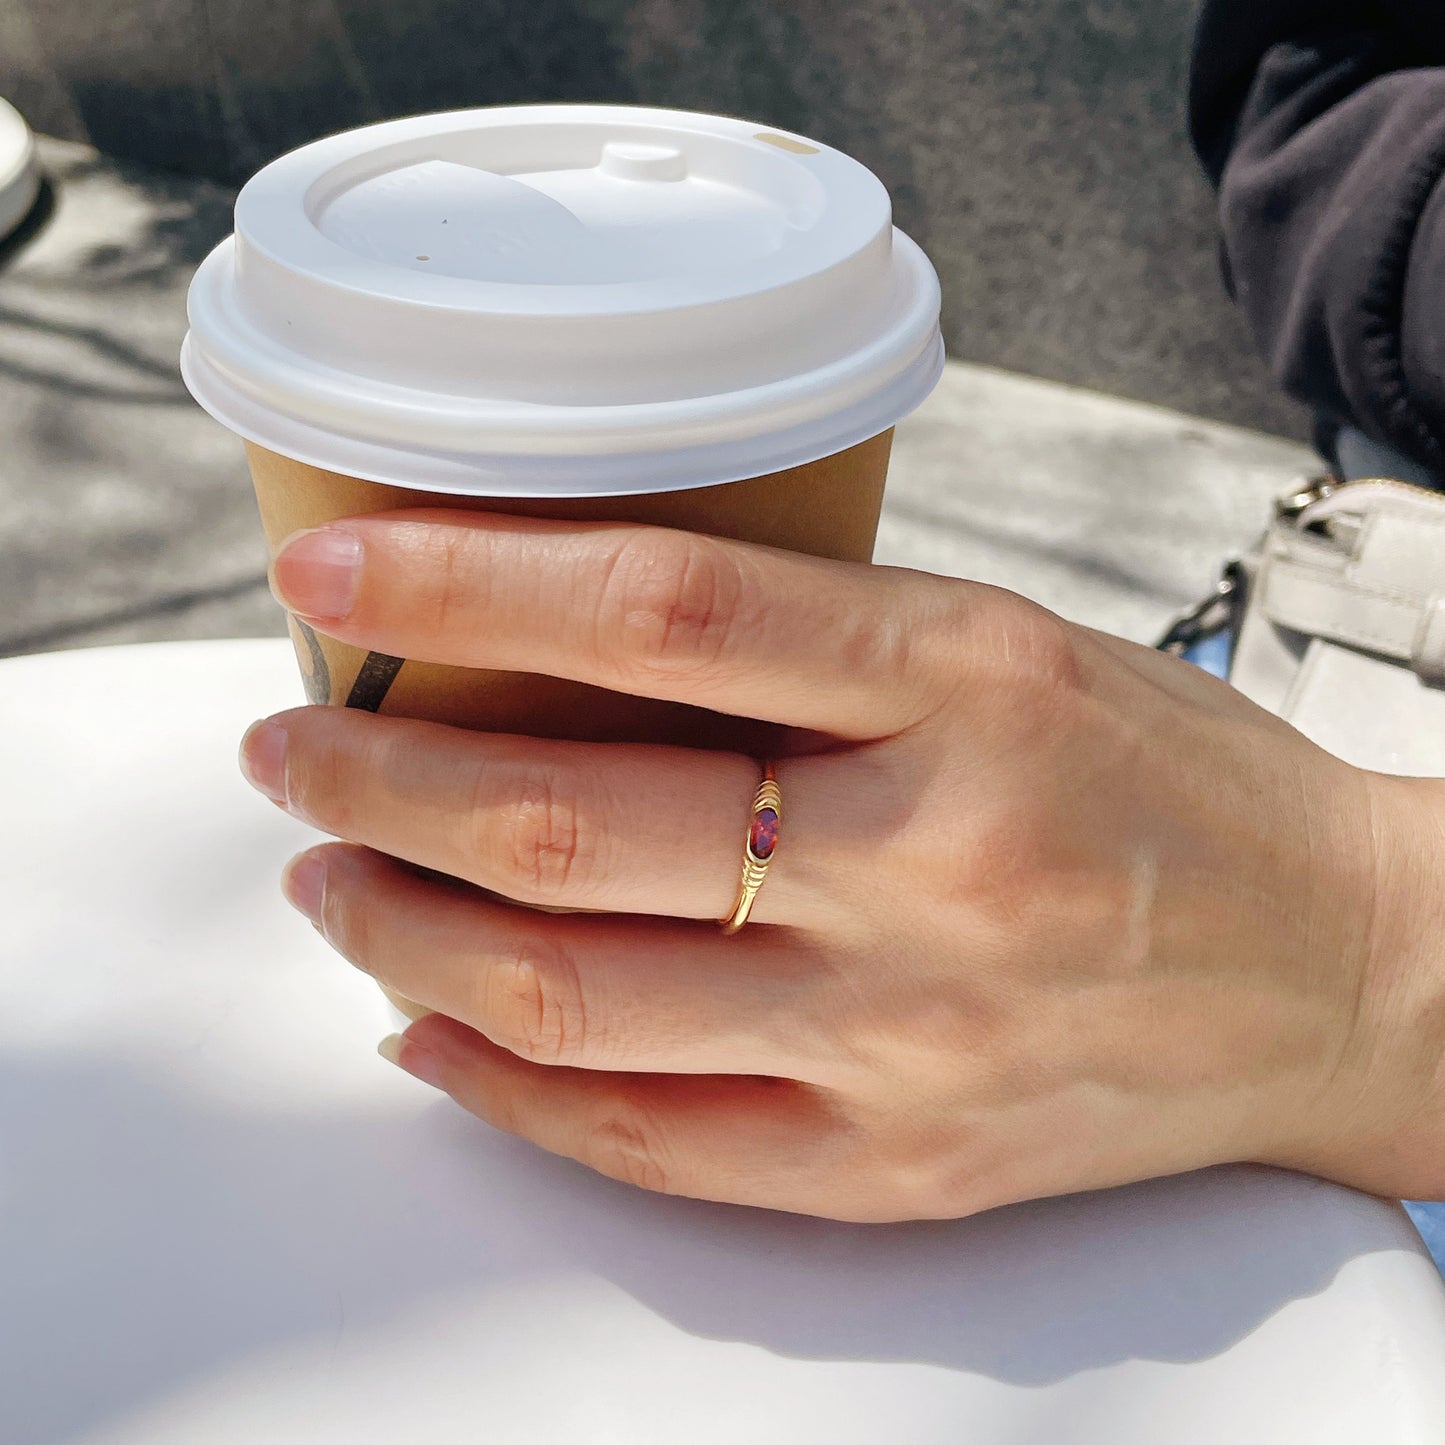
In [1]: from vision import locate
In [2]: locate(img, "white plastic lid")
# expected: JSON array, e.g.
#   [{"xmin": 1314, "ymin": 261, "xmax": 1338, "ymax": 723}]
[{"xmin": 181, "ymin": 104, "xmax": 943, "ymax": 497}]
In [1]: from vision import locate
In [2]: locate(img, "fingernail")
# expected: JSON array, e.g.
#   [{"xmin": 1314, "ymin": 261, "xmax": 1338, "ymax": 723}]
[
  {"xmin": 272, "ymin": 527, "xmax": 363, "ymax": 623},
  {"xmin": 378, "ymin": 1032, "xmax": 445, "ymax": 1090},
  {"xmin": 239, "ymin": 719, "xmax": 288, "ymax": 804},
  {"xmin": 282, "ymin": 851, "xmax": 326, "ymax": 924}
]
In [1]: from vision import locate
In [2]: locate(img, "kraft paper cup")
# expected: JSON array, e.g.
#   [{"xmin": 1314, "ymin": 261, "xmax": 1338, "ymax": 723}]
[
  {"xmin": 181, "ymin": 100, "xmax": 945, "ymax": 739},
  {"xmin": 181, "ymin": 104, "xmax": 943, "ymax": 1018},
  {"xmin": 243, "ymin": 432, "xmax": 892, "ymax": 746}
]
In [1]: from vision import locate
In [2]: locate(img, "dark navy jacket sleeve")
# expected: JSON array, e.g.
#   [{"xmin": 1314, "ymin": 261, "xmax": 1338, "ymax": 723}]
[{"xmin": 1190, "ymin": 2, "xmax": 1445, "ymax": 468}]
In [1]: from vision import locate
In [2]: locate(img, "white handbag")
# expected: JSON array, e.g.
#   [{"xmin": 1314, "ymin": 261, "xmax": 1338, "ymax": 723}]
[{"xmin": 1161, "ymin": 477, "xmax": 1445, "ymax": 777}]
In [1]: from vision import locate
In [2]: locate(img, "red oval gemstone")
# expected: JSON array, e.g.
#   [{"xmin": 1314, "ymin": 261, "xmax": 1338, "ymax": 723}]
[{"xmin": 749, "ymin": 806, "xmax": 779, "ymax": 860}]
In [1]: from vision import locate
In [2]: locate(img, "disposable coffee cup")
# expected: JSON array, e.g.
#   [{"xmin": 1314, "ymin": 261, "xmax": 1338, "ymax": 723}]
[
  {"xmin": 238, "ymin": 430, "xmax": 893, "ymax": 751},
  {"xmin": 183, "ymin": 106, "xmax": 942, "ymax": 1017},
  {"xmin": 181, "ymin": 104, "xmax": 943, "ymax": 741}
]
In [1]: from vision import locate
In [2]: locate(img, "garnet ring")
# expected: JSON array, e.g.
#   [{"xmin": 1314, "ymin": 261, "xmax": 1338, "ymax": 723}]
[{"xmin": 720, "ymin": 761, "xmax": 781, "ymax": 933}]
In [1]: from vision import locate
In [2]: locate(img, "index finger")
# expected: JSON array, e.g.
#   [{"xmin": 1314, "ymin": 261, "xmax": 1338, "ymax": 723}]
[{"xmin": 269, "ymin": 511, "xmax": 960, "ymax": 737}]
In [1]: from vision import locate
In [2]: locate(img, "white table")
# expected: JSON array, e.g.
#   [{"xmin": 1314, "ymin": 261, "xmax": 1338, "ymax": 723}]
[{"xmin": 4, "ymin": 638, "xmax": 1444, "ymax": 1444}]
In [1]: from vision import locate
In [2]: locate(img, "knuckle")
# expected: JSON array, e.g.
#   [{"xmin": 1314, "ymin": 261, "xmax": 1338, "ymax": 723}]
[
  {"xmin": 316, "ymin": 864, "xmax": 363, "ymax": 954},
  {"xmin": 838, "ymin": 608, "xmax": 919, "ymax": 696},
  {"xmin": 282, "ymin": 721, "xmax": 354, "ymax": 836},
  {"xmin": 481, "ymin": 939, "xmax": 590, "ymax": 1066},
  {"xmin": 470, "ymin": 1075, "xmax": 526, "ymax": 1139},
  {"xmin": 588, "ymin": 1100, "xmax": 676, "ymax": 1195},
  {"xmin": 940, "ymin": 800, "xmax": 1054, "ymax": 925},
  {"xmin": 314, "ymin": 857, "xmax": 395, "ymax": 981},
  {"xmin": 931, "ymin": 586, "xmax": 1085, "ymax": 718},
  {"xmin": 997, "ymin": 597, "xmax": 1084, "ymax": 699},
  {"xmin": 493, "ymin": 767, "xmax": 601, "ymax": 902},
  {"xmin": 420, "ymin": 524, "xmax": 489, "ymax": 637},
  {"xmin": 877, "ymin": 580, "xmax": 1087, "ymax": 729},
  {"xmin": 602, "ymin": 529, "xmax": 748, "ymax": 682},
  {"xmin": 910, "ymin": 1158, "xmax": 996, "ymax": 1221},
  {"xmin": 837, "ymin": 1127, "xmax": 993, "ymax": 1222},
  {"xmin": 864, "ymin": 573, "xmax": 972, "ymax": 710}
]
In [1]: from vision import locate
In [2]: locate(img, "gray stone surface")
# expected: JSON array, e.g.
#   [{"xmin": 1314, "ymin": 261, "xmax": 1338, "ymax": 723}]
[
  {"xmin": 0, "ymin": 140, "xmax": 274, "ymax": 656},
  {"xmin": 0, "ymin": 138, "xmax": 1316, "ymax": 661},
  {"xmin": 0, "ymin": 0, "xmax": 1307, "ymax": 437},
  {"xmin": 879, "ymin": 365, "xmax": 1315, "ymax": 643}
]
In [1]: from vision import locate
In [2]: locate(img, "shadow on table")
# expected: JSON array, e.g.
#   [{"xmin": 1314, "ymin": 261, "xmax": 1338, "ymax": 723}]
[
  {"xmin": 1, "ymin": 1048, "xmax": 1416, "ymax": 1442},
  {"xmin": 0, "ymin": 175, "xmax": 56, "ymax": 268}
]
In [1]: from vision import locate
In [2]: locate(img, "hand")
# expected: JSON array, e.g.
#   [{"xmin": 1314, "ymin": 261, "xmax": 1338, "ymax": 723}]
[{"xmin": 241, "ymin": 511, "xmax": 1445, "ymax": 1220}]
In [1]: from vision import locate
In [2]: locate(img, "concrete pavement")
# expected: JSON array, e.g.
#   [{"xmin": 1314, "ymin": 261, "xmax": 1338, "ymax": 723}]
[{"xmin": 0, "ymin": 0, "xmax": 1308, "ymax": 438}]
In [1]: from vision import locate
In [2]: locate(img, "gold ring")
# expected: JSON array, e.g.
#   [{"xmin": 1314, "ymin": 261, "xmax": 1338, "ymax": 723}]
[{"xmin": 720, "ymin": 761, "xmax": 780, "ymax": 933}]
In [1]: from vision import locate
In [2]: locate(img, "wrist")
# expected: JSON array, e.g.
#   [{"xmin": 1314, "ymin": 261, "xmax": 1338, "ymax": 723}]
[{"xmin": 1321, "ymin": 773, "xmax": 1445, "ymax": 1198}]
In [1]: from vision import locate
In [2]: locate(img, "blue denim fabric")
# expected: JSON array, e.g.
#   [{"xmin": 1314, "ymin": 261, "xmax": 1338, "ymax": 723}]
[
  {"xmin": 1403, "ymin": 1203, "xmax": 1445, "ymax": 1274},
  {"xmin": 1180, "ymin": 629, "xmax": 1234, "ymax": 679},
  {"xmin": 1333, "ymin": 426, "xmax": 1443, "ymax": 491}
]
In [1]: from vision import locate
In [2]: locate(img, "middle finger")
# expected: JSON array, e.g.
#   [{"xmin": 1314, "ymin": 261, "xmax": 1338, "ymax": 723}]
[{"xmin": 241, "ymin": 705, "xmax": 833, "ymax": 924}]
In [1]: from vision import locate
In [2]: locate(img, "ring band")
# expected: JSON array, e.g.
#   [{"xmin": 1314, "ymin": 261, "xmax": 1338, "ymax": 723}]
[{"xmin": 720, "ymin": 762, "xmax": 781, "ymax": 933}]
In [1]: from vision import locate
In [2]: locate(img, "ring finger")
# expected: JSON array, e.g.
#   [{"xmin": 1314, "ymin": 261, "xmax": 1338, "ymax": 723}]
[{"xmin": 241, "ymin": 705, "xmax": 839, "ymax": 924}]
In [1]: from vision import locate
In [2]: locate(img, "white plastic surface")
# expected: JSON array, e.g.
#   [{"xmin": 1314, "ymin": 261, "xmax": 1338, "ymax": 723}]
[
  {"xmin": 180, "ymin": 105, "xmax": 944, "ymax": 496},
  {"xmin": 0, "ymin": 96, "xmax": 39, "ymax": 242},
  {"xmin": 4, "ymin": 638, "xmax": 1445, "ymax": 1444}
]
